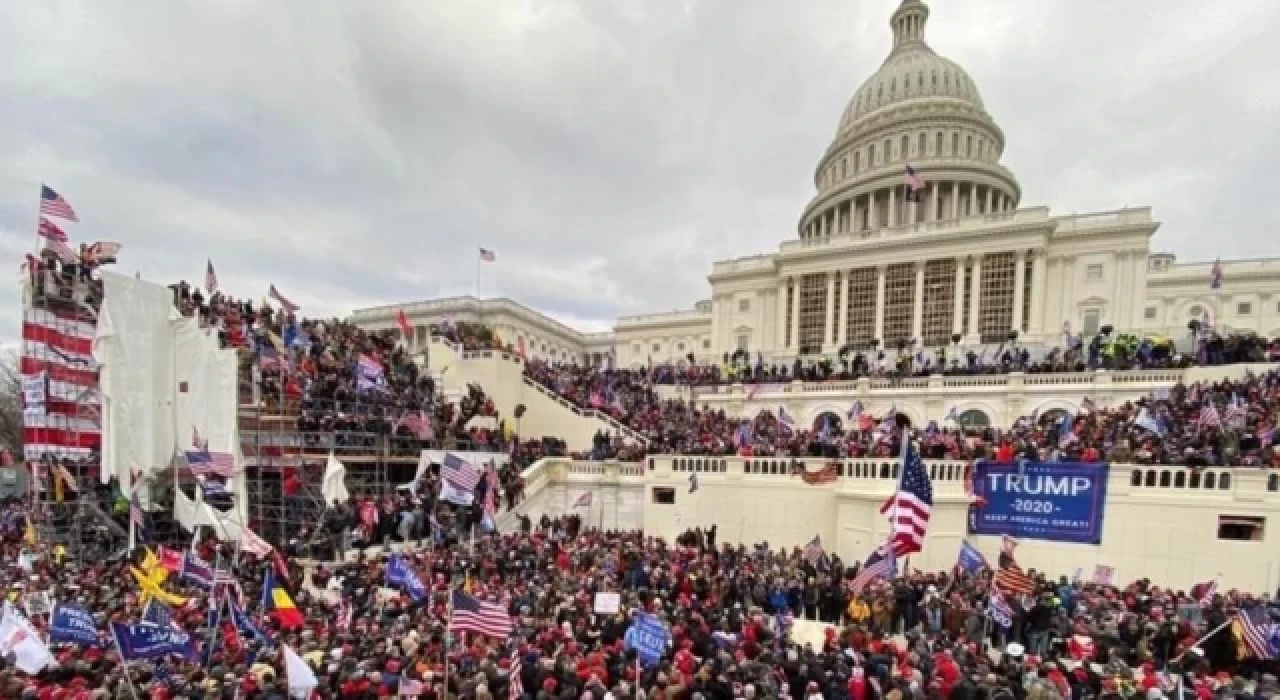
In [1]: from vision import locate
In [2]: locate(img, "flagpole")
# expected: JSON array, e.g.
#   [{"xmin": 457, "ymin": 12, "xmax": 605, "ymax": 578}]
[
  {"xmin": 442, "ymin": 584, "xmax": 453, "ymax": 699},
  {"xmin": 110, "ymin": 625, "xmax": 143, "ymax": 700}
]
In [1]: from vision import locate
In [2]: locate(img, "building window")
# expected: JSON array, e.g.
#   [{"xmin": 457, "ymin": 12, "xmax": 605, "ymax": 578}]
[
  {"xmin": 935, "ymin": 132, "xmax": 942, "ymax": 155},
  {"xmin": 798, "ymin": 273, "xmax": 829, "ymax": 354},
  {"xmin": 702, "ymin": 339, "xmax": 710, "ymax": 350},
  {"xmin": 977, "ymin": 253, "xmax": 1016, "ymax": 343},
  {"xmin": 652, "ymin": 343, "xmax": 660, "ymax": 353},
  {"xmin": 956, "ymin": 409, "xmax": 990, "ymax": 429},
  {"xmin": 736, "ymin": 334, "xmax": 749, "ymax": 352},
  {"xmin": 869, "ymin": 144, "xmax": 876, "ymax": 165},
  {"xmin": 1144, "ymin": 307, "xmax": 1158, "ymax": 320},
  {"xmin": 1086, "ymin": 264, "xmax": 1104, "ymax": 280},
  {"xmin": 901, "ymin": 135, "xmax": 909, "ymax": 158},
  {"xmin": 651, "ymin": 487, "xmax": 676, "ymax": 505},
  {"xmin": 951, "ymin": 133, "xmax": 958, "ymax": 155},
  {"xmin": 1237, "ymin": 302, "xmax": 1252, "ymax": 315},
  {"xmin": 1189, "ymin": 305, "xmax": 1204, "ymax": 319},
  {"xmin": 633, "ymin": 344, "xmax": 641, "ymax": 355},
  {"xmin": 738, "ymin": 299, "xmax": 750, "ymax": 312},
  {"xmin": 844, "ymin": 267, "xmax": 878, "ymax": 348},
  {"xmin": 677, "ymin": 343, "xmax": 685, "ymax": 352},
  {"xmin": 1218, "ymin": 515, "xmax": 1264, "ymax": 541},
  {"xmin": 884, "ymin": 139, "xmax": 892, "ymax": 162},
  {"xmin": 918, "ymin": 132, "xmax": 926, "ymax": 156},
  {"xmin": 840, "ymin": 158, "xmax": 846, "ymax": 178},
  {"xmin": 966, "ymin": 135, "xmax": 973, "ymax": 157},
  {"xmin": 854, "ymin": 152, "xmax": 861, "ymax": 171},
  {"xmin": 1083, "ymin": 309, "xmax": 1101, "ymax": 336}
]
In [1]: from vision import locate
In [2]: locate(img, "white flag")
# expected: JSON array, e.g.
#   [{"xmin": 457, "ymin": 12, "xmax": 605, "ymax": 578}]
[
  {"xmin": 0, "ymin": 602, "xmax": 54, "ymax": 675},
  {"xmin": 321, "ymin": 452, "xmax": 350, "ymax": 506},
  {"xmin": 283, "ymin": 643, "xmax": 318, "ymax": 699}
]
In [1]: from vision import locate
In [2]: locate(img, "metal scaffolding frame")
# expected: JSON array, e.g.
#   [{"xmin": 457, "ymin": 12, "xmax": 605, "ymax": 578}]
[{"xmin": 22, "ymin": 265, "xmax": 124, "ymax": 560}]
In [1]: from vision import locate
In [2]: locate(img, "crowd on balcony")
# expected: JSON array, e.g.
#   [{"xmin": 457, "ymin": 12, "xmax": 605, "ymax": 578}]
[
  {"xmin": 651, "ymin": 333, "xmax": 1277, "ymax": 388},
  {"xmin": 5, "ymin": 502, "xmax": 1278, "ymax": 700}
]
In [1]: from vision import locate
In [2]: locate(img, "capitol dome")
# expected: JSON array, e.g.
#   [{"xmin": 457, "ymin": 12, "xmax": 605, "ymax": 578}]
[{"xmin": 797, "ymin": 0, "xmax": 1021, "ymax": 239}]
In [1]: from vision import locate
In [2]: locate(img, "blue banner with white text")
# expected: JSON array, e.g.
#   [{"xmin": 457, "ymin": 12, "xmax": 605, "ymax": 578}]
[{"xmin": 968, "ymin": 460, "xmax": 1109, "ymax": 544}]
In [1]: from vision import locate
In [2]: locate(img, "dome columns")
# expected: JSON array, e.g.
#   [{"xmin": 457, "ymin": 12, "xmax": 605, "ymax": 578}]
[{"xmin": 801, "ymin": 179, "xmax": 1017, "ymax": 239}]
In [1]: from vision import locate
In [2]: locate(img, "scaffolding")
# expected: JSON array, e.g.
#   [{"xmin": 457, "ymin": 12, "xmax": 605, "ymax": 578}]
[{"xmin": 21, "ymin": 257, "xmax": 125, "ymax": 561}]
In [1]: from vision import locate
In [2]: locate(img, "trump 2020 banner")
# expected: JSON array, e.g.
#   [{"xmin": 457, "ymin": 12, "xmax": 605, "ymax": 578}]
[{"xmin": 968, "ymin": 461, "xmax": 1109, "ymax": 544}]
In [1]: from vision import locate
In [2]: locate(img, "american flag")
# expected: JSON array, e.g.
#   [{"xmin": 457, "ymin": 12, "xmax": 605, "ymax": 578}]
[
  {"xmin": 268, "ymin": 284, "xmax": 299, "ymax": 313},
  {"xmin": 849, "ymin": 545, "xmax": 896, "ymax": 595},
  {"xmin": 400, "ymin": 677, "xmax": 426, "ymax": 697},
  {"xmin": 397, "ymin": 411, "xmax": 432, "ymax": 440},
  {"xmin": 508, "ymin": 649, "xmax": 524, "ymax": 700},
  {"xmin": 40, "ymin": 185, "xmax": 78, "ymax": 221},
  {"xmin": 37, "ymin": 217, "xmax": 69, "ymax": 243},
  {"xmin": 450, "ymin": 589, "xmax": 513, "ymax": 638},
  {"xmin": 478, "ymin": 247, "xmax": 496, "ymax": 263},
  {"xmin": 130, "ymin": 488, "xmax": 149, "ymax": 543},
  {"xmin": 1210, "ymin": 259, "xmax": 1224, "ymax": 290},
  {"xmin": 904, "ymin": 165, "xmax": 925, "ymax": 201},
  {"xmin": 1198, "ymin": 402, "xmax": 1222, "ymax": 429},
  {"xmin": 185, "ymin": 449, "xmax": 236, "ymax": 478},
  {"xmin": 803, "ymin": 535, "xmax": 823, "ymax": 565},
  {"xmin": 441, "ymin": 452, "xmax": 481, "ymax": 492},
  {"xmin": 1223, "ymin": 397, "xmax": 1247, "ymax": 427},
  {"xmin": 1191, "ymin": 580, "xmax": 1217, "ymax": 606},
  {"xmin": 995, "ymin": 562, "xmax": 1037, "ymax": 596},
  {"xmin": 879, "ymin": 440, "xmax": 933, "ymax": 556},
  {"xmin": 44, "ymin": 238, "xmax": 78, "ymax": 264},
  {"xmin": 1236, "ymin": 608, "xmax": 1279, "ymax": 660},
  {"xmin": 205, "ymin": 259, "xmax": 218, "ymax": 295}
]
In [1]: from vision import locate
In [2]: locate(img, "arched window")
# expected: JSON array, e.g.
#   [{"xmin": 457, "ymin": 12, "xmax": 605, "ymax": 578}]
[
  {"xmin": 813, "ymin": 412, "xmax": 843, "ymax": 433},
  {"xmin": 966, "ymin": 135, "xmax": 973, "ymax": 157},
  {"xmin": 854, "ymin": 152, "xmax": 861, "ymax": 171},
  {"xmin": 840, "ymin": 158, "xmax": 847, "ymax": 178},
  {"xmin": 956, "ymin": 409, "xmax": 991, "ymax": 430},
  {"xmin": 935, "ymin": 132, "xmax": 943, "ymax": 155},
  {"xmin": 918, "ymin": 132, "xmax": 926, "ymax": 155},
  {"xmin": 869, "ymin": 144, "xmax": 876, "ymax": 164},
  {"xmin": 951, "ymin": 133, "xmax": 959, "ymax": 155},
  {"xmin": 901, "ymin": 135, "xmax": 909, "ymax": 158},
  {"xmin": 884, "ymin": 139, "xmax": 892, "ymax": 161}
]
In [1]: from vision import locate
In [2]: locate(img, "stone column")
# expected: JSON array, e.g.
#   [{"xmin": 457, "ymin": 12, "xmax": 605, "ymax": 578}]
[
  {"xmin": 867, "ymin": 192, "xmax": 878, "ymax": 230},
  {"xmin": 1114, "ymin": 252, "xmax": 1129, "ymax": 329},
  {"xmin": 967, "ymin": 254, "xmax": 983, "ymax": 340},
  {"xmin": 789, "ymin": 279, "xmax": 801, "ymax": 350},
  {"xmin": 907, "ymin": 189, "xmax": 918, "ymax": 226},
  {"xmin": 950, "ymin": 182, "xmax": 960, "ymax": 219},
  {"xmin": 1011, "ymin": 250, "xmax": 1027, "ymax": 334},
  {"xmin": 911, "ymin": 261, "xmax": 926, "ymax": 340},
  {"xmin": 1029, "ymin": 251, "xmax": 1047, "ymax": 337},
  {"xmin": 952, "ymin": 257, "xmax": 966, "ymax": 335},
  {"xmin": 928, "ymin": 183, "xmax": 939, "ymax": 222},
  {"xmin": 874, "ymin": 265, "xmax": 887, "ymax": 343},
  {"xmin": 775, "ymin": 279, "xmax": 789, "ymax": 350},
  {"xmin": 969, "ymin": 185, "xmax": 978, "ymax": 217},
  {"xmin": 833, "ymin": 272, "xmax": 846, "ymax": 347},
  {"xmin": 1060, "ymin": 257, "xmax": 1076, "ymax": 333},
  {"xmin": 888, "ymin": 187, "xmax": 898, "ymax": 228},
  {"xmin": 823, "ymin": 272, "xmax": 837, "ymax": 348},
  {"xmin": 985, "ymin": 187, "xmax": 994, "ymax": 215}
]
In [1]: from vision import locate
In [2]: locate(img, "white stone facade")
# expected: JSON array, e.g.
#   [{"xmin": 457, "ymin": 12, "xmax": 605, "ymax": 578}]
[{"xmin": 351, "ymin": 0, "xmax": 1280, "ymax": 368}]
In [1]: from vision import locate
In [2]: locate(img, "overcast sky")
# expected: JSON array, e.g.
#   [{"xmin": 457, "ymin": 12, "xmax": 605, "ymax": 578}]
[{"xmin": 2, "ymin": 0, "xmax": 1277, "ymax": 342}]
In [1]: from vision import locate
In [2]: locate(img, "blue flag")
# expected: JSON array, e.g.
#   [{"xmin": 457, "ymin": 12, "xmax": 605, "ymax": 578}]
[
  {"xmin": 228, "ymin": 596, "xmax": 273, "ymax": 647},
  {"xmin": 386, "ymin": 555, "xmax": 428, "ymax": 602},
  {"xmin": 141, "ymin": 599, "xmax": 178, "ymax": 630},
  {"xmin": 956, "ymin": 541, "xmax": 987, "ymax": 574},
  {"xmin": 49, "ymin": 603, "xmax": 99, "ymax": 646},
  {"xmin": 110, "ymin": 622, "xmax": 196, "ymax": 661},
  {"xmin": 180, "ymin": 551, "xmax": 214, "ymax": 589}
]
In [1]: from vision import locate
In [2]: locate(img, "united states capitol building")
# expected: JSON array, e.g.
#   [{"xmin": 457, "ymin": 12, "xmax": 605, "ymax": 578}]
[{"xmin": 353, "ymin": 0, "xmax": 1280, "ymax": 370}]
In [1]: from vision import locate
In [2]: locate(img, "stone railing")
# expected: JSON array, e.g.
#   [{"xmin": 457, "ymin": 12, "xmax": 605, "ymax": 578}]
[{"xmin": 691, "ymin": 368, "xmax": 1187, "ymax": 398}]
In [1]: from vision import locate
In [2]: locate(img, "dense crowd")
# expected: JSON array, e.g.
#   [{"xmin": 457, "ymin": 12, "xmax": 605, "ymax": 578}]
[
  {"xmin": 526, "ymin": 358, "xmax": 1280, "ymax": 467},
  {"xmin": 4, "ymin": 497, "xmax": 1278, "ymax": 700}
]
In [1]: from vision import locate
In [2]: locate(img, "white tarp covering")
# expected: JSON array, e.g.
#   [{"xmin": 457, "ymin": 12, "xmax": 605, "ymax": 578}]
[
  {"xmin": 321, "ymin": 453, "xmax": 350, "ymax": 505},
  {"xmin": 94, "ymin": 273, "xmax": 177, "ymax": 490}
]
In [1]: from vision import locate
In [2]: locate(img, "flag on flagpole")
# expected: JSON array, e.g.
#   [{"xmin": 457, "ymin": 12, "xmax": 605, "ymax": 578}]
[
  {"xmin": 849, "ymin": 546, "xmax": 896, "ymax": 595},
  {"xmin": 573, "ymin": 491, "xmax": 593, "ymax": 508},
  {"xmin": 904, "ymin": 165, "xmax": 925, "ymax": 202},
  {"xmin": 37, "ymin": 217, "xmax": 69, "ymax": 243},
  {"xmin": 478, "ymin": 247, "xmax": 496, "ymax": 263},
  {"xmin": 40, "ymin": 185, "xmax": 78, "ymax": 222},
  {"xmin": 396, "ymin": 308, "xmax": 413, "ymax": 341},
  {"xmin": 449, "ymin": 589, "xmax": 513, "ymax": 638},
  {"xmin": 879, "ymin": 440, "xmax": 933, "ymax": 556},
  {"xmin": 267, "ymin": 284, "xmax": 299, "ymax": 313},
  {"xmin": 1236, "ymin": 608, "xmax": 1279, "ymax": 660},
  {"xmin": 205, "ymin": 260, "xmax": 218, "ymax": 295}
]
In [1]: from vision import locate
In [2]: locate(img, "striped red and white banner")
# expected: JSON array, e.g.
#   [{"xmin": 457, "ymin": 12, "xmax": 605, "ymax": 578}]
[{"xmin": 21, "ymin": 307, "xmax": 100, "ymax": 459}]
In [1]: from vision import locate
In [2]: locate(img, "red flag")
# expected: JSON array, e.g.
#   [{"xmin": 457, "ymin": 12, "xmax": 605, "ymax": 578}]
[
  {"xmin": 37, "ymin": 217, "xmax": 69, "ymax": 243},
  {"xmin": 396, "ymin": 309, "xmax": 413, "ymax": 341}
]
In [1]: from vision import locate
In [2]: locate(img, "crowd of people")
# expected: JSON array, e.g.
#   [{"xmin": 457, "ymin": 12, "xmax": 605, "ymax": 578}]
[
  {"xmin": 525, "ymin": 358, "xmax": 1280, "ymax": 467},
  {"xmin": 4, "ymin": 495, "xmax": 1278, "ymax": 700}
]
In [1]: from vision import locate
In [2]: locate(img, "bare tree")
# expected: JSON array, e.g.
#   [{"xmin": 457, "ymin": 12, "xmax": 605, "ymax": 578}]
[{"xmin": 0, "ymin": 352, "xmax": 22, "ymax": 454}]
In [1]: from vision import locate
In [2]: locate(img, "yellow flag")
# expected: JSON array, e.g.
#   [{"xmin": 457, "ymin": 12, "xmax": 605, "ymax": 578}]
[
  {"xmin": 140, "ymin": 548, "xmax": 167, "ymax": 583},
  {"xmin": 463, "ymin": 574, "xmax": 473, "ymax": 594},
  {"xmin": 24, "ymin": 516, "xmax": 37, "ymax": 546},
  {"xmin": 130, "ymin": 566, "xmax": 187, "ymax": 607}
]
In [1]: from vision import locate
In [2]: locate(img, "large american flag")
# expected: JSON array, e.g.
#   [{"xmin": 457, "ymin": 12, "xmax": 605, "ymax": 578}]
[
  {"xmin": 879, "ymin": 440, "xmax": 933, "ymax": 556},
  {"xmin": 995, "ymin": 562, "xmax": 1037, "ymax": 596},
  {"xmin": 478, "ymin": 247, "xmax": 496, "ymax": 263},
  {"xmin": 185, "ymin": 449, "xmax": 236, "ymax": 478},
  {"xmin": 1236, "ymin": 608, "xmax": 1280, "ymax": 660},
  {"xmin": 441, "ymin": 452, "xmax": 481, "ymax": 492},
  {"xmin": 21, "ymin": 308, "xmax": 101, "ymax": 461},
  {"xmin": 40, "ymin": 185, "xmax": 78, "ymax": 222},
  {"xmin": 849, "ymin": 545, "xmax": 896, "ymax": 595},
  {"xmin": 450, "ymin": 589, "xmax": 512, "ymax": 638},
  {"xmin": 904, "ymin": 165, "xmax": 925, "ymax": 200}
]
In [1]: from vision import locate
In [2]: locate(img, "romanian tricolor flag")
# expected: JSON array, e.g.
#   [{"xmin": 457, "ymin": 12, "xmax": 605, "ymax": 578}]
[{"xmin": 262, "ymin": 570, "xmax": 304, "ymax": 629}]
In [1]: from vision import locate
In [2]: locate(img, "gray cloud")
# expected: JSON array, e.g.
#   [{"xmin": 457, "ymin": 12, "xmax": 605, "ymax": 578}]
[{"xmin": 2, "ymin": 0, "xmax": 1277, "ymax": 343}]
